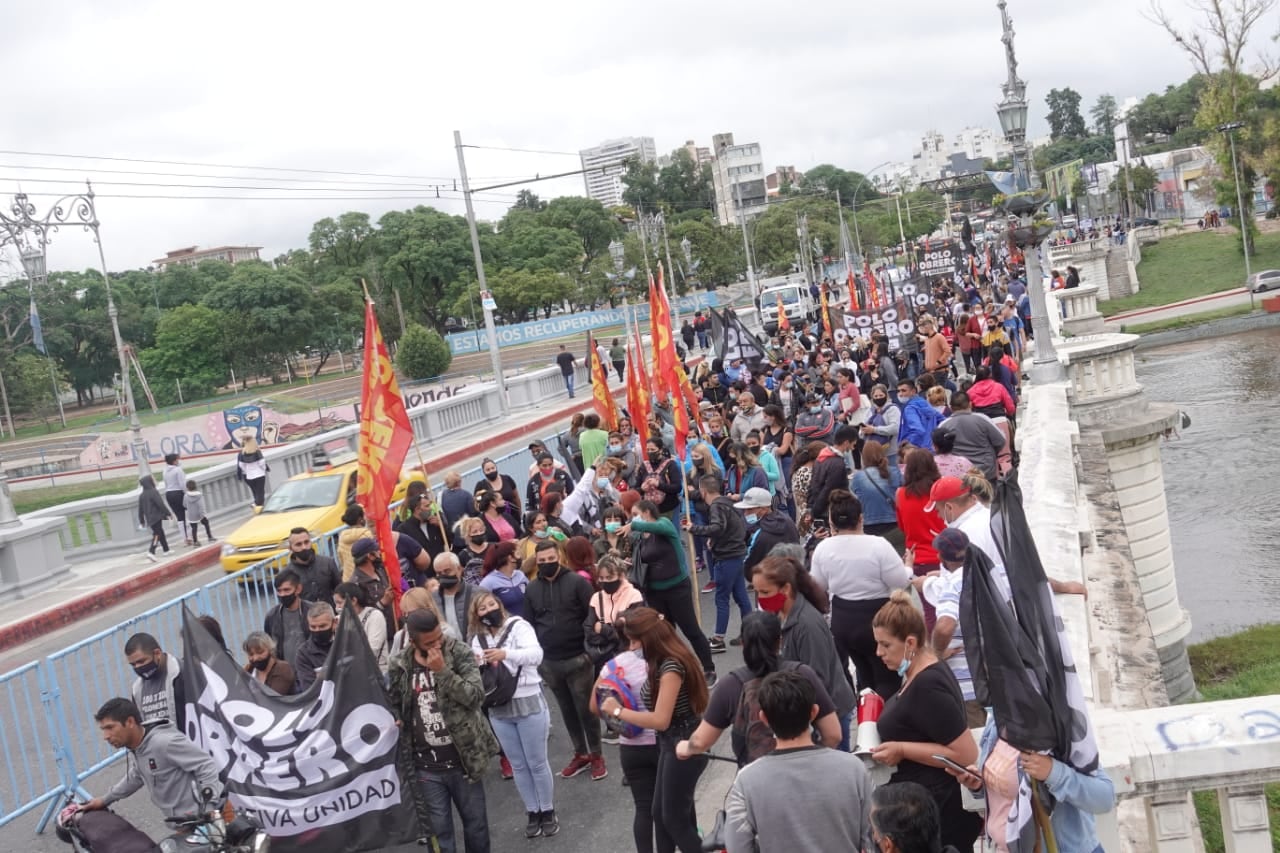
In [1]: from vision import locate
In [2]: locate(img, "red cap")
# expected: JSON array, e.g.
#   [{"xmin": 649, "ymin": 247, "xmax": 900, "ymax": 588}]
[{"xmin": 924, "ymin": 476, "xmax": 969, "ymax": 513}]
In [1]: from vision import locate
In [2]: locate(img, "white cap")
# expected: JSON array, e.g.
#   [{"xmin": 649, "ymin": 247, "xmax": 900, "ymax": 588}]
[{"xmin": 733, "ymin": 487, "xmax": 773, "ymax": 510}]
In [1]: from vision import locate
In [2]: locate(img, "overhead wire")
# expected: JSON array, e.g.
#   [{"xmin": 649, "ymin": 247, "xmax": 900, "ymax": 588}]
[{"xmin": 0, "ymin": 161, "xmax": 531, "ymax": 187}]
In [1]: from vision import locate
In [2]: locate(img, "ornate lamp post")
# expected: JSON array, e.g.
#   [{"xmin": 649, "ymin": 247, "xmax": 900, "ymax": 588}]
[
  {"xmin": 0, "ymin": 183, "xmax": 152, "ymax": 479},
  {"xmin": 995, "ymin": 0, "xmax": 1064, "ymax": 383}
]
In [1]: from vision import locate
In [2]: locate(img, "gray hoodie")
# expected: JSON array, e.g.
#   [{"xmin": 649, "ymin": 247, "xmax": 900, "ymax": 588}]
[{"xmin": 102, "ymin": 722, "xmax": 224, "ymax": 819}]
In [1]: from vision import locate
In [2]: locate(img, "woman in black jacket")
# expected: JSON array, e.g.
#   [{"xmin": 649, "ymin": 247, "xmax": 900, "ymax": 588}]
[{"xmin": 631, "ymin": 438, "xmax": 682, "ymax": 519}]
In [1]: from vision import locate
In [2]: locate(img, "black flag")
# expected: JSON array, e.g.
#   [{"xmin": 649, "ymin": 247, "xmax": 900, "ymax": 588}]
[
  {"xmin": 712, "ymin": 307, "xmax": 766, "ymax": 368},
  {"xmin": 181, "ymin": 608, "xmax": 421, "ymax": 852}
]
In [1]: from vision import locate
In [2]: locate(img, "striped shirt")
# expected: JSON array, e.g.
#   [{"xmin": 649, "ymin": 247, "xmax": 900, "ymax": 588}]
[{"xmin": 923, "ymin": 568, "xmax": 973, "ymax": 702}]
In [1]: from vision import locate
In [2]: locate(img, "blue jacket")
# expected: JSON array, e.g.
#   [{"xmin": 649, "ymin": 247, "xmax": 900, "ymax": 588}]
[
  {"xmin": 851, "ymin": 466, "xmax": 901, "ymax": 526},
  {"xmin": 899, "ymin": 396, "xmax": 941, "ymax": 450}
]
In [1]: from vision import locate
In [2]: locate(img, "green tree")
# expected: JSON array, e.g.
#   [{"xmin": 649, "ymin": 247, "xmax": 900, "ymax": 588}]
[
  {"xmin": 138, "ymin": 304, "xmax": 229, "ymax": 405},
  {"xmin": 7, "ymin": 351, "xmax": 66, "ymax": 429},
  {"xmin": 374, "ymin": 206, "xmax": 474, "ymax": 334},
  {"xmin": 201, "ymin": 262, "xmax": 316, "ymax": 384},
  {"xmin": 513, "ymin": 190, "xmax": 547, "ymax": 212},
  {"xmin": 309, "ymin": 211, "xmax": 375, "ymax": 274},
  {"xmin": 1046, "ymin": 87, "xmax": 1088, "ymax": 140},
  {"xmin": 670, "ymin": 219, "xmax": 743, "ymax": 289},
  {"xmin": 395, "ymin": 323, "xmax": 452, "ymax": 380},
  {"xmin": 1090, "ymin": 94, "xmax": 1118, "ymax": 137},
  {"xmin": 307, "ymin": 281, "xmax": 365, "ymax": 376},
  {"xmin": 1110, "ymin": 164, "xmax": 1159, "ymax": 212},
  {"xmin": 1126, "ymin": 76, "xmax": 1208, "ymax": 145},
  {"xmin": 620, "ymin": 148, "xmax": 715, "ymax": 213},
  {"xmin": 541, "ymin": 196, "xmax": 621, "ymax": 275},
  {"xmin": 803, "ymin": 165, "xmax": 882, "ymax": 203}
]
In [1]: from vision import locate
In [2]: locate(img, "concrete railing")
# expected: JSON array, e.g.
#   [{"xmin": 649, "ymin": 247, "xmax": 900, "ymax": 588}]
[
  {"xmin": 1053, "ymin": 284, "xmax": 1106, "ymax": 336},
  {"xmin": 1055, "ymin": 333, "xmax": 1143, "ymax": 416},
  {"xmin": 24, "ymin": 369, "xmax": 581, "ymax": 565},
  {"xmin": 1048, "ymin": 238, "xmax": 1106, "ymax": 262}
]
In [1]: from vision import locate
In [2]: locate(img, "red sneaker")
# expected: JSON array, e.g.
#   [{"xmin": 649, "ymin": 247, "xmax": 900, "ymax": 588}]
[
  {"xmin": 500, "ymin": 755, "xmax": 513, "ymax": 780},
  {"xmin": 561, "ymin": 753, "xmax": 591, "ymax": 778},
  {"xmin": 589, "ymin": 753, "xmax": 608, "ymax": 781},
  {"xmin": 701, "ymin": 581, "xmax": 717, "ymax": 594}
]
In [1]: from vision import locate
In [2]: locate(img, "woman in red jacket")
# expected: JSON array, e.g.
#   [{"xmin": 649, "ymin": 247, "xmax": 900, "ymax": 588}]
[{"xmin": 894, "ymin": 448, "xmax": 945, "ymax": 633}]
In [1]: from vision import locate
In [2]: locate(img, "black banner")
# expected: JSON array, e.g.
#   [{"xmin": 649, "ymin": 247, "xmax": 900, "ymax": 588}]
[
  {"xmin": 834, "ymin": 300, "xmax": 919, "ymax": 354},
  {"xmin": 914, "ymin": 239, "xmax": 964, "ymax": 280},
  {"xmin": 712, "ymin": 308, "xmax": 766, "ymax": 367},
  {"xmin": 181, "ymin": 608, "xmax": 419, "ymax": 852}
]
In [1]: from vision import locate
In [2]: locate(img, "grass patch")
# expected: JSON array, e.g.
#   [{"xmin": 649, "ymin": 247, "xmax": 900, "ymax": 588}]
[
  {"xmin": 1187, "ymin": 624, "xmax": 1280, "ymax": 852},
  {"xmin": 1099, "ymin": 229, "xmax": 1280, "ymax": 316},
  {"xmin": 1122, "ymin": 305, "xmax": 1256, "ymax": 335}
]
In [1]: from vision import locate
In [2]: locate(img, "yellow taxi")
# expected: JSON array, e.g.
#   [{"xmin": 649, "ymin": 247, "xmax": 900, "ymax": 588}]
[{"xmin": 219, "ymin": 453, "xmax": 424, "ymax": 575}]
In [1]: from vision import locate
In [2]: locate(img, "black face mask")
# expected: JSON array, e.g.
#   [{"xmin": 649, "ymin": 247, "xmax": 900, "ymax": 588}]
[
  {"xmin": 485, "ymin": 471, "xmax": 499, "ymax": 481},
  {"xmin": 277, "ymin": 593, "xmax": 298, "ymax": 608},
  {"xmin": 438, "ymin": 575, "xmax": 460, "ymax": 589},
  {"xmin": 250, "ymin": 656, "xmax": 271, "ymax": 671},
  {"xmin": 293, "ymin": 548, "xmax": 314, "ymax": 565},
  {"xmin": 469, "ymin": 534, "xmax": 487, "ymax": 545},
  {"xmin": 647, "ymin": 452, "xmax": 661, "ymax": 466},
  {"xmin": 311, "ymin": 630, "xmax": 333, "ymax": 648},
  {"xmin": 873, "ymin": 396, "xmax": 887, "ymax": 406},
  {"xmin": 600, "ymin": 579, "xmax": 622, "ymax": 595},
  {"xmin": 537, "ymin": 562, "xmax": 561, "ymax": 580},
  {"xmin": 133, "ymin": 661, "xmax": 160, "ymax": 680},
  {"xmin": 479, "ymin": 610, "xmax": 504, "ymax": 629}
]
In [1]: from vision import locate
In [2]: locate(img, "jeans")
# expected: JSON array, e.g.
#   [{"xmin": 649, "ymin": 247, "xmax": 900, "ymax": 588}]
[
  {"xmin": 644, "ymin": 580, "xmax": 714, "ymax": 672},
  {"xmin": 711, "ymin": 556, "xmax": 751, "ymax": 637},
  {"xmin": 696, "ymin": 331, "xmax": 708, "ymax": 350},
  {"xmin": 563, "ymin": 371, "xmax": 576, "ymax": 397},
  {"xmin": 416, "ymin": 766, "xmax": 490, "ymax": 853},
  {"xmin": 838, "ymin": 709, "xmax": 854, "ymax": 752},
  {"xmin": 537, "ymin": 654, "xmax": 600, "ymax": 755},
  {"xmin": 489, "ymin": 701, "xmax": 554, "ymax": 813},
  {"xmin": 621, "ymin": 743, "xmax": 659, "ymax": 853},
  {"xmin": 654, "ymin": 733, "xmax": 708, "ymax": 853}
]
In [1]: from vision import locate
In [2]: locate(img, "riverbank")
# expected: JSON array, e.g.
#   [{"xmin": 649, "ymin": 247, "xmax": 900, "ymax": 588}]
[
  {"xmin": 1188, "ymin": 625, "xmax": 1280, "ymax": 852},
  {"xmin": 1132, "ymin": 307, "xmax": 1280, "ymax": 348}
]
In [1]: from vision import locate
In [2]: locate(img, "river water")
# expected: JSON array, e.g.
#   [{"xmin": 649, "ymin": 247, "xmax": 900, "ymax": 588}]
[{"xmin": 1134, "ymin": 326, "xmax": 1280, "ymax": 641}]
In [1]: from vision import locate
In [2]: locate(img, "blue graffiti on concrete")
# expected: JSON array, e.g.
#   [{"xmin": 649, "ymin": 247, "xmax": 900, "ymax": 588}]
[{"xmin": 445, "ymin": 292, "xmax": 719, "ymax": 355}]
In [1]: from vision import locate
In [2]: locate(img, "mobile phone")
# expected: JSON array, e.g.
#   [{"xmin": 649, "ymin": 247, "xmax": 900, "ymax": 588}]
[{"xmin": 931, "ymin": 754, "xmax": 979, "ymax": 780}]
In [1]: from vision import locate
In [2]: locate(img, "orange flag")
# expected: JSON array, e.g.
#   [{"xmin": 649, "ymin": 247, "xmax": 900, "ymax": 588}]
[
  {"xmin": 356, "ymin": 293, "xmax": 414, "ymax": 601},
  {"xmin": 648, "ymin": 265, "xmax": 678, "ymax": 401},
  {"xmin": 864, "ymin": 261, "xmax": 880, "ymax": 308},
  {"xmin": 821, "ymin": 289, "xmax": 833, "ymax": 340},
  {"xmin": 776, "ymin": 294, "xmax": 791, "ymax": 332},
  {"xmin": 847, "ymin": 268, "xmax": 860, "ymax": 310},
  {"xmin": 626, "ymin": 343, "xmax": 651, "ymax": 450},
  {"xmin": 588, "ymin": 332, "xmax": 620, "ymax": 430}
]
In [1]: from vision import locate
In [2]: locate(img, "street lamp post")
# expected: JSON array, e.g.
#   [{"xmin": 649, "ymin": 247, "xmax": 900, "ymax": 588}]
[
  {"xmin": 0, "ymin": 184, "xmax": 151, "ymax": 480},
  {"xmin": 995, "ymin": 0, "xmax": 1064, "ymax": 383},
  {"xmin": 1217, "ymin": 121, "xmax": 1252, "ymax": 288}
]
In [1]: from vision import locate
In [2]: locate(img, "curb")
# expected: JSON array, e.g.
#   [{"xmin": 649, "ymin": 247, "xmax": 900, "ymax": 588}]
[
  {"xmin": 0, "ymin": 544, "xmax": 222, "ymax": 653},
  {"xmin": 1105, "ymin": 288, "xmax": 1248, "ymax": 323}
]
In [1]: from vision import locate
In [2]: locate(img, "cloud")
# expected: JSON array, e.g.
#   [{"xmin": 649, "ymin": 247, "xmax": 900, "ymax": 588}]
[{"xmin": 0, "ymin": 0, "xmax": 1250, "ymax": 272}]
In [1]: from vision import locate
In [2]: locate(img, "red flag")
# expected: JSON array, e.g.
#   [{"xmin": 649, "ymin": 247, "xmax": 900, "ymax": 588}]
[
  {"xmin": 588, "ymin": 333, "xmax": 620, "ymax": 430},
  {"xmin": 357, "ymin": 296, "xmax": 414, "ymax": 600},
  {"xmin": 648, "ymin": 265, "xmax": 678, "ymax": 402},
  {"xmin": 626, "ymin": 343, "xmax": 651, "ymax": 450},
  {"xmin": 776, "ymin": 294, "xmax": 791, "ymax": 332},
  {"xmin": 864, "ymin": 261, "xmax": 880, "ymax": 308},
  {"xmin": 821, "ymin": 290, "xmax": 833, "ymax": 340},
  {"xmin": 847, "ymin": 268, "xmax": 860, "ymax": 310}
]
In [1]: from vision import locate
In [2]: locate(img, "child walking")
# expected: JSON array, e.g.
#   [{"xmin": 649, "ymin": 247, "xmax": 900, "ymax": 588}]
[{"xmin": 184, "ymin": 480, "xmax": 214, "ymax": 546}]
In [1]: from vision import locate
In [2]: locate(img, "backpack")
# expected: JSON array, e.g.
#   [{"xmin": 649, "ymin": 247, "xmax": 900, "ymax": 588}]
[
  {"xmin": 729, "ymin": 661, "xmax": 803, "ymax": 766},
  {"xmin": 476, "ymin": 620, "xmax": 522, "ymax": 709}
]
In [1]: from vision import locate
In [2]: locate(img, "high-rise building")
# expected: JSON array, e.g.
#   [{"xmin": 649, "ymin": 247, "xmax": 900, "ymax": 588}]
[
  {"xmin": 579, "ymin": 136, "xmax": 657, "ymax": 208},
  {"xmin": 909, "ymin": 127, "xmax": 1013, "ymax": 185},
  {"xmin": 710, "ymin": 132, "xmax": 767, "ymax": 226}
]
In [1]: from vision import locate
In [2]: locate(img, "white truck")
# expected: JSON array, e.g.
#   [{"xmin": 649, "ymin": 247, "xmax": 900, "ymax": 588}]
[{"xmin": 758, "ymin": 279, "xmax": 817, "ymax": 336}]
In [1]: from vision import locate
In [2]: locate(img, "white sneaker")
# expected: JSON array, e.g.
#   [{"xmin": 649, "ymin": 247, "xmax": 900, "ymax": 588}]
[{"xmin": 146, "ymin": 552, "xmax": 158, "ymax": 563}]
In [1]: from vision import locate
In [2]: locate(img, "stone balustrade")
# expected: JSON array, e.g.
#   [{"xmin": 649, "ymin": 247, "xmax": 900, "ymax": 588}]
[
  {"xmin": 1053, "ymin": 284, "xmax": 1106, "ymax": 336},
  {"xmin": 1055, "ymin": 332, "xmax": 1144, "ymax": 420}
]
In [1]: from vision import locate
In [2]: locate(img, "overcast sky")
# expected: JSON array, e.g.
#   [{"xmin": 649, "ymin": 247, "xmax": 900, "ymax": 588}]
[{"xmin": 0, "ymin": 0, "xmax": 1265, "ymax": 273}]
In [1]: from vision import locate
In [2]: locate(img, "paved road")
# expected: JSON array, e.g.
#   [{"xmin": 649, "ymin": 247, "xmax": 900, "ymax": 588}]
[{"xmin": 1104, "ymin": 287, "xmax": 1255, "ymax": 328}]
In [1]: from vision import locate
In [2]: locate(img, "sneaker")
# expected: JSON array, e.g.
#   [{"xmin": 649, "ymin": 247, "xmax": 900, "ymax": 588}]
[
  {"xmin": 601, "ymin": 728, "xmax": 620, "ymax": 745},
  {"xmin": 561, "ymin": 753, "xmax": 591, "ymax": 778},
  {"xmin": 729, "ymin": 635, "xmax": 743, "ymax": 647},
  {"xmin": 500, "ymin": 755, "xmax": 513, "ymax": 780},
  {"xmin": 589, "ymin": 754, "xmax": 608, "ymax": 781},
  {"xmin": 704, "ymin": 669, "xmax": 719, "ymax": 688},
  {"xmin": 709, "ymin": 636, "xmax": 727, "ymax": 654},
  {"xmin": 701, "ymin": 581, "xmax": 717, "ymax": 594},
  {"xmin": 145, "ymin": 552, "xmax": 158, "ymax": 563},
  {"xmin": 525, "ymin": 811, "xmax": 542, "ymax": 839},
  {"xmin": 540, "ymin": 810, "xmax": 560, "ymax": 837}
]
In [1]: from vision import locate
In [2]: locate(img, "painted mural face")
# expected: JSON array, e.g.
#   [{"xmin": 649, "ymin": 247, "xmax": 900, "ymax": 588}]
[{"xmin": 223, "ymin": 405, "xmax": 264, "ymax": 447}]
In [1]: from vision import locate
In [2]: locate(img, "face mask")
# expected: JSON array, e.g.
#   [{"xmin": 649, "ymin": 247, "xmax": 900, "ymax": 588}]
[
  {"xmin": 534, "ymin": 529, "xmax": 550, "ymax": 539},
  {"xmin": 757, "ymin": 591, "xmax": 787, "ymax": 613},
  {"xmin": 743, "ymin": 513, "xmax": 759, "ymax": 525},
  {"xmin": 250, "ymin": 656, "xmax": 270, "ymax": 672},
  {"xmin": 605, "ymin": 521, "xmax": 622, "ymax": 534},
  {"xmin": 133, "ymin": 661, "xmax": 160, "ymax": 680},
  {"xmin": 596, "ymin": 477, "xmax": 611, "ymax": 490},
  {"xmin": 438, "ymin": 575, "xmax": 460, "ymax": 589},
  {"xmin": 485, "ymin": 470, "xmax": 499, "ymax": 481},
  {"xmin": 810, "ymin": 406, "xmax": 822, "ymax": 414},
  {"xmin": 648, "ymin": 452, "xmax": 661, "ymax": 465},
  {"xmin": 277, "ymin": 593, "xmax": 298, "ymax": 608},
  {"xmin": 600, "ymin": 579, "xmax": 622, "ymax": 595},
  {"xmin": 469, "ymin": 534, "xmax": 486, "ymax": 545},
  {"xmin": 607, "ymin": 445, "xmax": 623, "ymax": 456},
  {"xmin": 479, "ymin": 610, "xmax": 504, "ymax": 629},
  {"xmin": 311, "ymin": 630, "xmax": 334, "ymax": 648},
  {"xmin": 896, "ymin": 655, "xmax": 912, "ymax": 678},
  {"xmin": 537, "ymin": 562, "xmax": 561, "ymax": 580},
  {"xmin": 873, "ymin": 396, "xmax": 887, "ymax": 406}
]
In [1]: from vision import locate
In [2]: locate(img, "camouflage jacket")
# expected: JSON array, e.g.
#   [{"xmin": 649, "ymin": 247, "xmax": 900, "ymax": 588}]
[{"xmin": 386, "ymin": 634, "xmax": 499, "ymax": 784}]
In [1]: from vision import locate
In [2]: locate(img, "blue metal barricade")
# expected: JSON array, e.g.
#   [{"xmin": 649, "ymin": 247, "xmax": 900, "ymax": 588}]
[{"xmin": 0, "ymin": 662, "xmax": 75, "ymax": 828}]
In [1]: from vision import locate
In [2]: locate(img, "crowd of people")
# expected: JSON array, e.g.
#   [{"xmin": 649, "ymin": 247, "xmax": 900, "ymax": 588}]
[{"xmin": 92, "ymin": 264, "xmax": 1114, "ymax": 853}]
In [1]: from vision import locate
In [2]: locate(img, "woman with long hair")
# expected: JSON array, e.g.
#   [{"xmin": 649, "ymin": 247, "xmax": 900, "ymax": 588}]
[
  {"xmin": 566, "ymin": 412, "xmax": 586, "ymax": 474},
  {"xmin": 869, "ymin": 591, "xmax": 982, "ymax": 852},
  {"xmin": 750, "ymin": 555, "xmax": 857, "ymax": 750},
  {"xmin": 334, "ymin": 581, "xmax": 388, "ymax": 673},
  {"xmin": 388, "ymin": 585, "xmax": 456, "ymax": 659},
  {"xmin": 810, "ymin": 490, "xmax": 911, "ymax": 700},
  {"xmin": 676, "ymin": 611, "xmax": 841, "ymax": 766},
  {"xmin": 632, "ymin": 438, "xmax": 682, "ymax": 519},
  {"xmin": 454, "ymin": 516, "xmax": 492, "ymax": 586},
  {"xmin": 724, "ymin": 442, "xmax": 768, "ymax": 502},
  {"xmin": 563, "ymin": 535, "xmax": 597, "ymax": 586},
  {"xmin": 789, "ymin": 441, "xmax": 825, "ymax": 531},
  {"xmin": 598, "ymin": 607, "xmax": 709, "ymax": 853},
  {"xmin": 895, "ymin": 448, "xmax": 945, "ymax": 632},
  {"xmin": 478, "ymin": 489, "xmax": 520, "ymax": 543},
  {"xmin": 468, "ymin": 590, "xmax": 557, "ymax": 838},
  {"xmin": 517, "ymin": 511, "xmax": 568, "ymax": 576},
  {"xmin": 851, "ymin": 441, "xmax": 903, "ymax": 547},
  {"xmin": 480, "ymin": 540, "xmax": 528, "ymax": 618}
]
